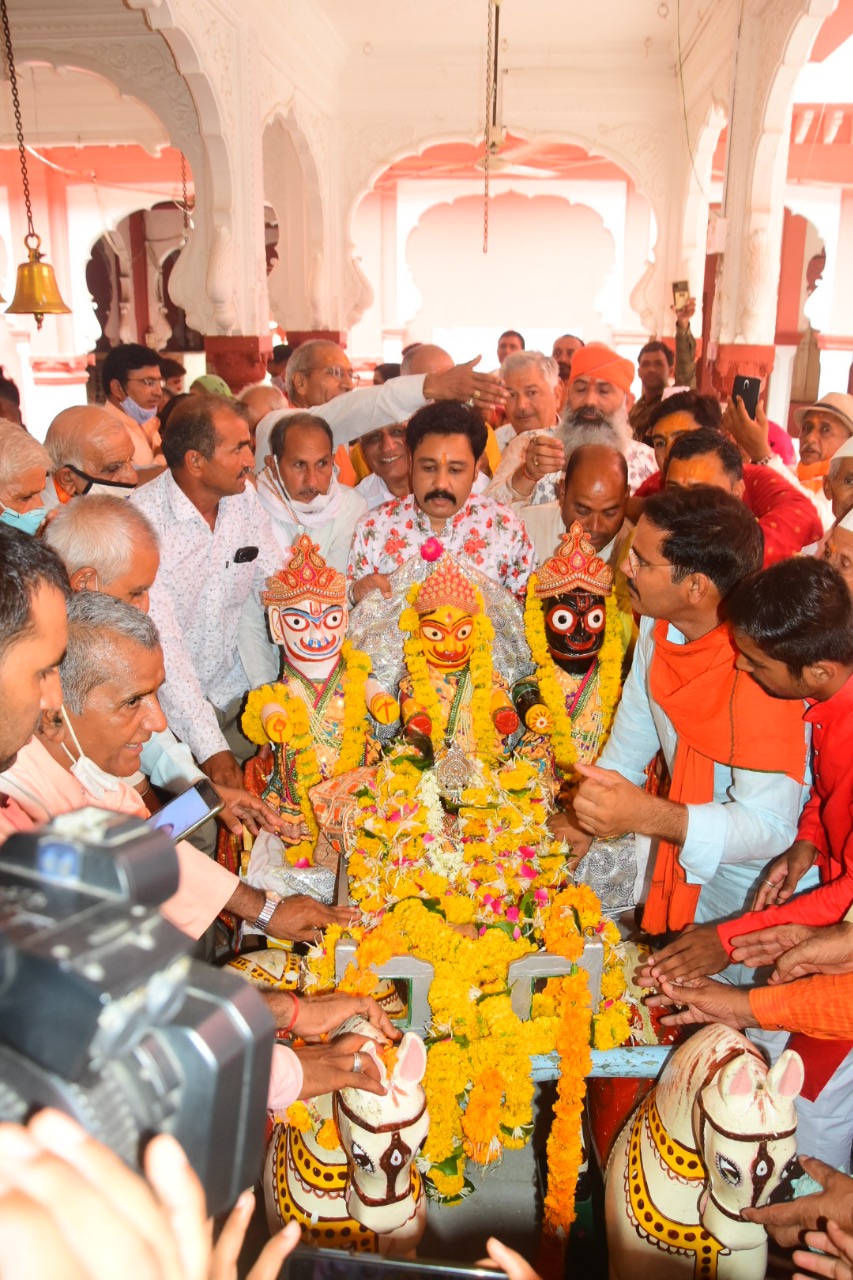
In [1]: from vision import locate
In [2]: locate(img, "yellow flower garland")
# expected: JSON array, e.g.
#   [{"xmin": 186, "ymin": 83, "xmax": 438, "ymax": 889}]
[
  {"xmin": 523, "ymin": 577, "xmax": 624, "ymax": 777},
  {"xmin": 399, "ymin": 581, "xmax": 497, "ymax": 763},
  {"xmin": 306, "ymin": 886, "xmax": 630, "ymax": 1215},
  {"xmin": 241, "ymin": 641, "xmax": 371, "ymax": 863}
]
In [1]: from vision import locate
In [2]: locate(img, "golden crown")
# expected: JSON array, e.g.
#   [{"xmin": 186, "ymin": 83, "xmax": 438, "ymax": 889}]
[
  {"xmin": 415, "ymin": 555, "xmax": 481, "ymax": 616},
  {"xmin": 535, "ymin": 522, "xmax": 614, "ymax": 599},
  {"xmin": 261, "ymin": 534, "xmax": 346, "ymax": 608}
]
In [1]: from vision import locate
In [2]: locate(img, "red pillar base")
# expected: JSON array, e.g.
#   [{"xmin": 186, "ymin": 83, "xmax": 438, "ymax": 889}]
[
  {"xmin": 285, "ymin": 329, "xmax": 346, "ymax": 349},
  {"xmin": 708, "ymin": 343, "xmax": 776, "ymax": 400},
  {"xmin": 204, "ymin": 335, "xmax": 272, "ymax": 394}
]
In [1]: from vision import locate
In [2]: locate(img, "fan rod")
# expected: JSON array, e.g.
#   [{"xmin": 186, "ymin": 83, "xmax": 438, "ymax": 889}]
[{"xmin": 490, "ymin": 1, "xmax": 501, "ymax": 130}]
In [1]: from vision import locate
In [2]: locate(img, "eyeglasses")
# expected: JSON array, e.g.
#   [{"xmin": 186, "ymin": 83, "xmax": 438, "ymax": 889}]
[
  {"xmin": 127, "ymin": 376, "xmax": 163, "ymax": 389},
  {"xmin": 626, "ymin": 547, "xmax": 673, "ymax": 573},
  {"xmin": 306, "ymin": 364, "xmax": 359, "ymax": 385}
]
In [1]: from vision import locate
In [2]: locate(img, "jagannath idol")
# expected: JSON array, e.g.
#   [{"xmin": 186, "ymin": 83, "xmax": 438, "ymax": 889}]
[
  {"xmin": 233, "ymin": 534, "xmax": 380, "ymax": 868},
  {"xmin": 525, "ymin": 521, "xmax": 626, "ymax": 780}
]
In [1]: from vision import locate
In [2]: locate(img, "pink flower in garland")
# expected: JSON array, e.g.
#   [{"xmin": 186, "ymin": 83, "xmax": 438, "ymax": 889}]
[{"xmin": 421, "ymin": 537, "xmax": 444, "ymax": 563}]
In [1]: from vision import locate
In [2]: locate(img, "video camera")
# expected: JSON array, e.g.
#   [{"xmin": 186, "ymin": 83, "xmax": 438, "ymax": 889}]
[{"xmin": 0, "ymin": 807, "xmax": 274, "ymax": 1216}]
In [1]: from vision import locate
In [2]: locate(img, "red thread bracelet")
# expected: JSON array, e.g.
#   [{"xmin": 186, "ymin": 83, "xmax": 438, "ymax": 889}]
[{"xmin": 281, "ymin": 993, "xmax": 300, "ymax": 1036}]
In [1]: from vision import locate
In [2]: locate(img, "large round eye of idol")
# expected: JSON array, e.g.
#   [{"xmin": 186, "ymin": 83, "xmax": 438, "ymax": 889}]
[
  {"xmin": 584, "ymin": 605, "xmax": 606, "ymax": 633},
  {"xmin": 324, "ymin": 607, "xmax": 344, "ymax": 630},
  {"xmin": 546, "ymin": 605, "xmax": 575, "ymax": 634},
  {"xmin": 281, "ymin": 611, "xmax": 309, "ymax": 631}
]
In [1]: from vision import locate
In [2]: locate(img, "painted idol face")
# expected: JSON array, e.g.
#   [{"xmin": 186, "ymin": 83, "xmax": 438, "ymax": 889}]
[
  {"xmin": 544, "ymin": 590, "xmax": 606, "ymax": 673},
  {"xmin": 268, "ymin": 596, "xmax": 347, "ymax": 669},
  {"xmin": 418, "ymin": 605, "xmax": 475, "ymax": 671}
]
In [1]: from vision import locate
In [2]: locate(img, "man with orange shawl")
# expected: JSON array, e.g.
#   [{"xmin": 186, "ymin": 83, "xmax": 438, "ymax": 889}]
[{"xmin": 571, "ymin": 485, "xmax": 810, "ymax": 937}]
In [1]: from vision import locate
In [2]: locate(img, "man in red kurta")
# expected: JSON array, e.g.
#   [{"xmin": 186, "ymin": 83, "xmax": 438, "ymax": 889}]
[{"xmin": 634, "ymin": 427, "xmax": 822, "ymax": 566}]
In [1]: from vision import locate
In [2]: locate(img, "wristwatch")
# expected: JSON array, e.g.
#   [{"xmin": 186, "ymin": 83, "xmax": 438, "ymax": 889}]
[{"xmin": 253, "ymin": 893, "xmax": 281, "ymax": 934}]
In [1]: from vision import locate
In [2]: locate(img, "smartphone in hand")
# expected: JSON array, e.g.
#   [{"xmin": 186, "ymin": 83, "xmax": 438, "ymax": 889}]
[{"xmin": 732, "ymin": 374, "xmax": 761, "ymax": 420}]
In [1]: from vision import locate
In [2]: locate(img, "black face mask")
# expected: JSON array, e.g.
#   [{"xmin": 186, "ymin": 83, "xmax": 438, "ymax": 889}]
[
  {"xmin": 544, "ymin": 591, "xmax": 607, "ymax": 672},
  {"xmin": 67, "ymin": 466, "xmax": 136, "ymax": 497}
]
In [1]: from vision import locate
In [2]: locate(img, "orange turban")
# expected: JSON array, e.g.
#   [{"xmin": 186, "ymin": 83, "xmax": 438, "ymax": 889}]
[{"xmin": 568, "ymin": 342, "xmax": 635, "ymax": 394}]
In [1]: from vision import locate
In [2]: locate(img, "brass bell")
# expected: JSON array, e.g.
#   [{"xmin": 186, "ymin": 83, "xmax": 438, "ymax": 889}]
[{"xmin": 6, "ymin": 233, "xmax": 71, "ymax": 330}]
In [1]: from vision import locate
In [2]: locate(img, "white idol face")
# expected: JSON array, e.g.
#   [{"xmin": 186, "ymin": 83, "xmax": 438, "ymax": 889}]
[{"xmin": 268, "ymin": 596, "xmax": 347, "ymax": 669}]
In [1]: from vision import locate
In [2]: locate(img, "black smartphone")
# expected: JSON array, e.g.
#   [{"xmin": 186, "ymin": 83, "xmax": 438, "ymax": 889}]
[
  {"xmin": 148, "ymin": 780, "xmax": 224, "ymax": 841},
  {"xmin": 672, "ymin": 280, "xmax": 690, "ymax": 310},
  {"xmin": 234, "ymin": 545, "xmax": 259, "ymax": 564},
  {"xmin": 281, "ymin": 1245, "xmax": 498, "ymax": 1280},
  {"xmin": 732, "ymin": 374, "xmax": 761, "ymax": 420}
]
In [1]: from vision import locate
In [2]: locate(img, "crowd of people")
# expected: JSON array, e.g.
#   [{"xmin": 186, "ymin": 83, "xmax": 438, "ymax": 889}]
[{"xmin": 3, "ymin": 320, "xmax": 853, "ymax": 1277}]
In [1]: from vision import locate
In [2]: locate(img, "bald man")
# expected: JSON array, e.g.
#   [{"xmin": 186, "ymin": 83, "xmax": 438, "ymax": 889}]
[
  {"xmin": 238, "ymin": 383, "xmax": 287, "ymax": 448},
  {"xmin": 520, "ymin": 443, "xmax": 635, "ymax": 646},
  {"xmin": 43, "ymin": 405, "xmax": 138, "ymax": 507}
]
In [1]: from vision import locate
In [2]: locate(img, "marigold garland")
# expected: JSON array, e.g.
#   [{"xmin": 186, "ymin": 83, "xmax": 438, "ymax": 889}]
[
  {"xmin": 305, "ymin": 886, "xmax": 631, "ymax": 1216},
  {"xmin": 523, "ymin": 576, "xmax": 624, "ymax": 776},
  {"xmin": 241, "ymin": 642, "xmax": 371, "ymax": 863}
]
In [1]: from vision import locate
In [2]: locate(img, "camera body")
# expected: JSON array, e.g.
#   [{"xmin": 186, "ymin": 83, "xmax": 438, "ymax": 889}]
[{"xmin": 0, "ymin": 808, "xmax": 274, "ymax": 1216}]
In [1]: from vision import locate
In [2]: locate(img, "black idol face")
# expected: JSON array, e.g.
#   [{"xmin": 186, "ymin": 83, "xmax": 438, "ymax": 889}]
[{"xmin": 544, "ymin": 590, "xmax": 606, "ymax": 672}]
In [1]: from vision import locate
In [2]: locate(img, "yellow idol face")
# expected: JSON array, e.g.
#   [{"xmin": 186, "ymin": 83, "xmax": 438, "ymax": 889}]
[{"xmin": 418, "ymin": 605, "xmax": 475, "ymax": 670}]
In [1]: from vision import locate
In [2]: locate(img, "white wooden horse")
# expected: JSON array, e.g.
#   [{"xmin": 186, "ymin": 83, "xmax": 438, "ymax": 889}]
[
  {"xmin": 605, "ymin": 1024, "xmax": 804, "ymax": 1280},
  {"xmin": 264, "ymin": 1018, "xmax": 429, "ymax": 1255}
]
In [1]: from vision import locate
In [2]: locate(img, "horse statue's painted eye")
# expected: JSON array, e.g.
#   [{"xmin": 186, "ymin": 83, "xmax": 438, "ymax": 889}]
[
  {"xmin": 716, "ymin": 1153, "xmax": 741, "ymax": 1185},
  {"xmin": 351, "ymin": 1142, "xmax": 373, "ymax": 1171}
]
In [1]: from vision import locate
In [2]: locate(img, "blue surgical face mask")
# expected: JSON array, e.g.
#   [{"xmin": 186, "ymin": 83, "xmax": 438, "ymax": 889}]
[
  {"xmin": 120, "ymin": 396, "xmax": 158, "ymax": 426},
  {"xmin": 0, "ymin": 503, "xmax": 47, "ymax": 536}
]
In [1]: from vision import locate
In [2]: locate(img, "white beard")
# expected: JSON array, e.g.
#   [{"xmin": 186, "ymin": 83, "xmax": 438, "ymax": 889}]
[{"xmin": 557, "ymin": 404, "xmax": 632, "ymax": 459}]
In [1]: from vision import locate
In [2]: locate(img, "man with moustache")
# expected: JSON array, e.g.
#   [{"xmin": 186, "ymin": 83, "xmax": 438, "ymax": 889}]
[
  {"xmin": 489, "ymin": 342, "xmax": 656, "ymax": 505},
  {"xmin": 131, "ymin": 394, "xmax": 282, "ymax": 792},
  {"xmin": 796, "ymin": 393, "xmax": 853, "ymax": 529},
  {"xmin": 568, "ymin": 486, "xmax": 810, "ymax": 936},
  {"xmin": 347, "ymin": 401, "xmax": 535, "ymax": 604},
  {"xmin": 257, "ymin": 413, "xmax": 366, "ymax": 572},
  {"xmin": 493, "ymin": 351, "xmax": 561, "ymax": 452}
]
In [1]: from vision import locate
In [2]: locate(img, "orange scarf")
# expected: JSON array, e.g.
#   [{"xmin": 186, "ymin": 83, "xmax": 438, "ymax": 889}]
[
  {"xmin": 643, "ymin": 620, "xmax": 807, "ymax": 934},
  {"xmin": 796, "ymin": 458, "xmax": 830, "ymax": 493}
]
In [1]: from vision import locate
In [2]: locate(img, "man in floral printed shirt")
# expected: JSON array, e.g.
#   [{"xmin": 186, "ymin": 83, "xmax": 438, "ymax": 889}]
[{"xmin": 347, "ymin": 402, "xmax": 536, "ymax": 603}]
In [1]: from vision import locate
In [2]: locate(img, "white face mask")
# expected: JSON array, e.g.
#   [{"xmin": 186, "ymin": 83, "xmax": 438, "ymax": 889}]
[{"xmin": 60, "ymin": 705, "xmax": 123, "ymax": 801}]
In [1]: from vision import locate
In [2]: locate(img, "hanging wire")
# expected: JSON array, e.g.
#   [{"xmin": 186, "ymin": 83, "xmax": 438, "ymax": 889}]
[
  {"xmin": 483, "ymin": 0, "xmax": 495, "ymax": 254},
  {"xmin": 0, "ymin": 0, "xmax": 36, "ymax": 246}
]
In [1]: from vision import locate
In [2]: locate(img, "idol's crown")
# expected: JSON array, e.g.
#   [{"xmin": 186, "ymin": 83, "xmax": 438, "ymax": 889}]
[
  {"xmin": 535, "ymin": 521, "xmax": 614, "ymax": 598},
  {"xmin": 416, "ymin": 554, "xmax": 481, "ymax": 616},
  {"xmin": 262, "ymin": 533, "xmax": 346, "ymax": 607}
]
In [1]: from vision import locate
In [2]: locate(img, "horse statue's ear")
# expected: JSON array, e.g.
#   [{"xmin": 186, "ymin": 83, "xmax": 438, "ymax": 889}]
[
  {"xmin": 715, "ymin": 1053, "xmax": 761, "ymax": 1115},
  {"xmin": 392, "ymin": 1033, "xmax": 428, "ymax": 1087},
  {"xmin": 765, "ymin": 1049, "xmax": 805, "ymax": 1104}
]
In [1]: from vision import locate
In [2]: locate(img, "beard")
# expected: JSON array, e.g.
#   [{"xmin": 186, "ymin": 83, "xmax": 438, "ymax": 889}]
[{"xmin": 557, "ymin": 404, "xmax": 632, "ymax": 458}]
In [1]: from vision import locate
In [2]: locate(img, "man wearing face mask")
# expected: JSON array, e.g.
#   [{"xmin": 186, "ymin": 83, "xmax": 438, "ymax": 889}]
[
  {"xmin": 257, "ymin": 413, "xmax": 367, "ymax": 573},
  {"xmin": 43, "ymin": 405, "xmax": 139, "ymax": 508},
  {"xmin": 100, "ymin": 343, "xmax": 167, "ymax": 477},
  {"xmin": 0, "ymin": 420, "xmax": 51, "ymax": 536},
  {"xmin": 0, "ymin": 591, "xmax": 356, "ymax": 948}
]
